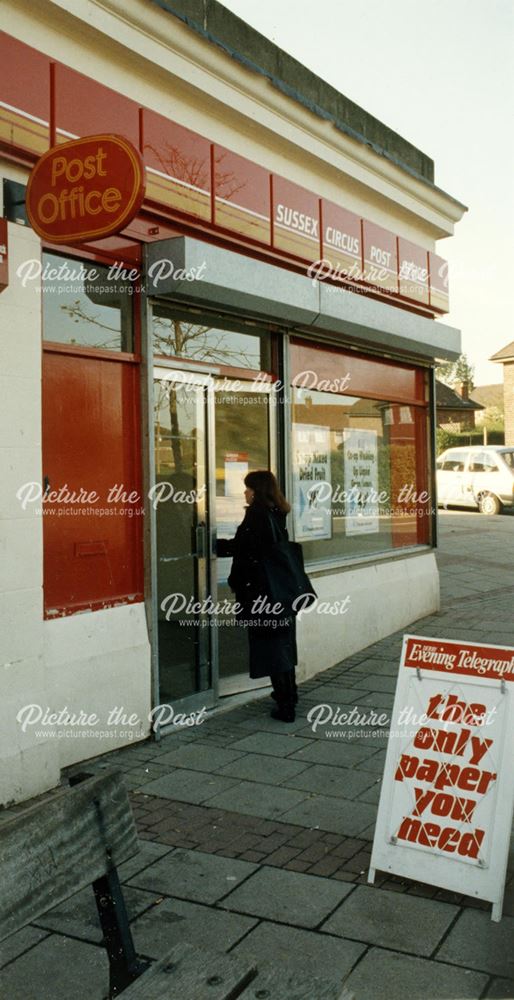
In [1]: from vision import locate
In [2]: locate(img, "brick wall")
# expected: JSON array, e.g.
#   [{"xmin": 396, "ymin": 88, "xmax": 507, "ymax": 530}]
[{"xmin": 437, "ymin": 409, "xmax": 475, "ymax": 430}]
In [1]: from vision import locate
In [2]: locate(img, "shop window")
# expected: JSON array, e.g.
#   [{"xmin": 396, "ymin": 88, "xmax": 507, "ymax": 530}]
[
  {"xmin": 152, "ymin": 305, "xmax": 271, "ymax": 371},
  {"xmin": 290, "ymin": 340, "xmax": 430, "ymax": 562},
  {"xmin": 42, "ymin": 251, "xmax": 133, "ymax": 351},
  {"xmin": 3, "ymin": 179, "xmax": 29, "ymax": 226}
]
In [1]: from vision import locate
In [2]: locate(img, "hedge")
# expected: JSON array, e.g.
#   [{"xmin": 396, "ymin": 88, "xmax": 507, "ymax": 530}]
[{"xmin": 436, "ymin": 427, "xmax": 505, "ymax": 455}]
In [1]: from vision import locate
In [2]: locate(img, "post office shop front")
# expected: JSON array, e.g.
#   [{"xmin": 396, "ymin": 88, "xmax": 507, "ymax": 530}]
[
  {"xmin": 142, "ymin": 234, "xmax": 453, "ymax": 713},
  {"xmin": 0, "ymin": 4, "xmax": 466, "ymax": 804}
]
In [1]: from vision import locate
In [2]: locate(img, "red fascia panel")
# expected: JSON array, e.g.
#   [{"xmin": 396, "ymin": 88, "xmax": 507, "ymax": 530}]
[
  {"xmin": 0, "ymin": 32, "xmax": 449, "ymax": 314},
  {"xmin": 272, "ymin": 176, "xmax": 321, "ymax": 263},
  {"xmin": 53, "ymin": 63, "xmax": 139, "ymax": 144},
  {"xmin": 214, "ymin": 145, "xmax": 271, "ymax": 245},
  {"xmin": 428, "ymin": 251, "xmax": 450, "ymax": 313},
  {"xmin": 0, "ymin": 31, "xmax": 50, "ymax": 122},
  {"xmin": 0, "ymin": 32, "xmax": 50, "ymax": 156},
  {"xmin": 398, "ymin": 237, "xmax": 430, "ymax": 306},
  {"xmin": 362, "ymin": 220, "xmax": 399, "ymax": 295},
  {"xmin": 320, "ymin": 200, "xmax": 362, "ymax": 280},
  {"xmin": 290, "ymin": 339, "xmax": 427, "ymax": 405},
  {"xmin": 143, "ymin": 109, "xmax": 211, "ymax": 222}
]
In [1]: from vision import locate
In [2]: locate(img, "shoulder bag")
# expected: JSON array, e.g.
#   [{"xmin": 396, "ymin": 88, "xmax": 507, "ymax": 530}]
[{"xmin": 261, "ymin": 512, "xmax": 317, "ymax": 614}]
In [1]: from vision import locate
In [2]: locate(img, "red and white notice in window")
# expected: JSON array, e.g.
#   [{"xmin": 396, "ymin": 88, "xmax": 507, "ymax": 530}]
[{"xmin": 369, "ymin": 635, "xmax": 514, "ymax": 920}]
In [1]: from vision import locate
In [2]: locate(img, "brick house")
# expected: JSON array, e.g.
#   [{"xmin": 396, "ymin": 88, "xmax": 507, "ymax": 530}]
[
  {"xmin": 491, "ymin": 342, "xmax": 514, "ymax": 445},
  {"xmin": 435, "ymin": 379, "xmax": 483, "ymax": 430}
]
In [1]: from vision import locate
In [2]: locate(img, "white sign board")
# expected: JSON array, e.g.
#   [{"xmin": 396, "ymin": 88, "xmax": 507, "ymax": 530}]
[
  {"xmin": 369, "ymin": 634, "xmax": 514, "ymax": 921},
  {"xmin": 224, "ymin": 452, "xmax": 248, "ymax": 497},
  {"xmin": 343, "ymin": 428, "xmax": 378, "ymax": 535},
  {"xmin": 292, "ymin": 424, "xmax": 331, "ymax": 541}
]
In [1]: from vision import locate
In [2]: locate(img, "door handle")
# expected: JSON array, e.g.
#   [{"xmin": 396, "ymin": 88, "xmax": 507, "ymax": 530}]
[{"xmin": 195, "ymin": 521, "xmax": 207, "ymax": 558}]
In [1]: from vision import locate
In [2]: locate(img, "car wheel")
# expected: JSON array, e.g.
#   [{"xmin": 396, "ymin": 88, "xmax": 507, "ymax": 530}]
[{"xmin": 478, "ymin": 493, "xmax": 501, "ymax": 516}]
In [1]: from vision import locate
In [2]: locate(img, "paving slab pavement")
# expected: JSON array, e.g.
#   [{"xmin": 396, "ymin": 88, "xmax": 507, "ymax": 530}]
[
  {"xmin": 1, "ymin": 511, "xmax": 513, "ymax": 999},
  {"xmin": 231, "ymin": 921, "xmax": 366, "ymax": 984}
]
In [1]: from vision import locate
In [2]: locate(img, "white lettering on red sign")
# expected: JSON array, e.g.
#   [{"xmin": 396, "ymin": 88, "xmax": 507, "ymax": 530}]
[
  {"xmin": 324, "ymin": 227, "xmax": 360, "ymax": 255},
  {"xmin": 399, "ymin": 259, "xmax": 428, "ymax": 283},
  {"xmin": 275, "ymin": 204, "xmax": 318, "ymax": 238},
  {"xmin": 369, "ymin": 244, "xmax": 391, "ymax": 267}
]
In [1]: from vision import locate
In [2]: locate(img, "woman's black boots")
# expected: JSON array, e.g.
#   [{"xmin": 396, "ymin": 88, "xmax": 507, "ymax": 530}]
[
  {"xmin": 270, "ymin": 670, "xmax": 296, "ymax": 723},
  {"xmin": 271, "ymin": 666, "xmax": 298, "ymax": 705}
]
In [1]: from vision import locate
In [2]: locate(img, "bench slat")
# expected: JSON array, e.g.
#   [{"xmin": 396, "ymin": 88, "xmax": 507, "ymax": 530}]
[
  {"xmin": 121, "ymin": 942, "xmax": 257, "ymax": 999},
  {"xmin": 239, "ymin": 970, "xmax": 355, "ymax": 1000},
  {"xmin": 0, "ymin": 771, "xmax": 139, "ymax": 942}
]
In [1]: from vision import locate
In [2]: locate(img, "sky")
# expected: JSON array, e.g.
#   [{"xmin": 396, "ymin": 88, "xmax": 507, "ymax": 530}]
[{"xmin": 220, "ymin": 0, "xmax": 513, "ymax": 386}]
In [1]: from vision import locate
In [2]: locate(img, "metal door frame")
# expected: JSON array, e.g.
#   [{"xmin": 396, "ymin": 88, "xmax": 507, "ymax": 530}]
[
  {"xmin": 144, "ymin": 300, "xmax": 279, "ymax": 732},
  {"xmin": 213, "ymin": 378, "xmax": 278, "ymax": 697},
  {"xmin": 151, "ymin": 365, "xmax": 217, "ymax": 734}
]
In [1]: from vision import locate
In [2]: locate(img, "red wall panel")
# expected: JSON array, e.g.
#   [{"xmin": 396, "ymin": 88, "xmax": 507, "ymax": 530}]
[
  {"xmin": 290, "ymin": 339, "xmax": 426, "ymax": 405},
  {"xmin": 272, "ymin": 176, "xmax": 320, "ymax": 262},
  {"xmin": 0, "ymin": 32, "xmax": 50, "ymax": 155},
  {"xmin": 143, "ymin": 109, "xmax": 211, "ymax": 221},
  {"xmin": 321, "ymin": 200, "xmax": 361, "ymax": 278},
  {"xmin": 214, "ymin": 145, "xmax": 271, "ymax": 244},
  {"xmin": 362, "ymin": 220, "xmax": 398, "ymax": 294},
  {"xmin": 429, "ymin": 251, "xmax": 450, "ymax": 313},
  {"xmin": 0, "ymin": 31, "xmax": 449, "ymax": 314},
  {"xmin": 398, "ymin": 237, "xmax": 429, "ymax": 306},
  {"xmin": 54, "ymin": 64, "xmax": 139, "ymax": 144},
  {"xmin": 42, "ymin": 351, "xmax": 143, "ymax": 616}
]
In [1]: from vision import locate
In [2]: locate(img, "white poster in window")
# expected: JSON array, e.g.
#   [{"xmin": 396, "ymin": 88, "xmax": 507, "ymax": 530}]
[
  {"xmin": 224, "ymin": 452, "xmax": 249, "ymax": 496},
  {"xmin": 343, "ymin": 428, "xmax": 379, "ymax": 535},
  {"xmin": 216, "ymin": 452, "xmax": 248, "ymax": 551},
  {"xmin": 292, "ymin": 424, "xmax": 331, "ymax": 541}
]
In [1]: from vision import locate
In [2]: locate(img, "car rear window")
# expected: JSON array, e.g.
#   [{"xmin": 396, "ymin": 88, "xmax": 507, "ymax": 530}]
[
  {"xmin": 501, "ymin": 451, "xmax": 514, "ymax": 469},
  {"xmin": 469, "ymin": 452, "xmax": 499, "ymax": 472}
]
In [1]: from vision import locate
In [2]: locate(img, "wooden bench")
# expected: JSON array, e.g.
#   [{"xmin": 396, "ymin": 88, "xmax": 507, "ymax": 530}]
[{"xmin": 0, "ymin": 769, "xmax": 353, "ymax": 999}]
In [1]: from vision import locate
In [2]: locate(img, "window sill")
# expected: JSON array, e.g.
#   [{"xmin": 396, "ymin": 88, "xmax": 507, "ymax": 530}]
[
  {"xmin": 43, "ymin": 341, "xmax": 139, "ymax": 363},
  {"xmin": 306, "ymin": 544, "xmax": 433, "ymax": 578},
  {"xmin": 43, "ymin": 593, "xmax": 144, "ymax": 620}
]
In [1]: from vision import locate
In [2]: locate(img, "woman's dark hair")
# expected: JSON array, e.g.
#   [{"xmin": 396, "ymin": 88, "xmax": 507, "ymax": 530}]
[{"xmin": 244, "ymin": 470, "xmax": 291, "ymax": 513}]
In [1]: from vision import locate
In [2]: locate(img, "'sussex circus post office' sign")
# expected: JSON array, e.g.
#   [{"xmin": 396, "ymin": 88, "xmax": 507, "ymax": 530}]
[
  {"xmin": 369, "ymin": 635, "xmax": 514, "ymax": 921},
  {"xmin": 26, "ymin": 134, "xmax": 145, "ymax": 243}
]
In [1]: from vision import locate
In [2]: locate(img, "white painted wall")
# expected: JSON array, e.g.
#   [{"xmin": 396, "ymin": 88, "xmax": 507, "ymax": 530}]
[
  {"xmin": 0, "ymin": 221, "xmax": 152, "ymax": 807},
  {"xmin": 0, "ymin": 221, "xmax": 58, "ymax": 805},
  {"xmin": 297, "ymin": 552, "xmax": 440, "ymax": 681},
  {"xmin": 44, "ymin": 603, "xmax": 152, "ymax": 769}
]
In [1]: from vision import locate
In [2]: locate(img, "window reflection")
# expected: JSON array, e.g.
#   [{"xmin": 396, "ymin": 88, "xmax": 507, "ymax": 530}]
[
  {"xmin": 214, "ymin": 389, "xmax": 269, "ymax": 539},
  {"xmin": 42, "ymin": 252, "xmax": 133, "ymax": 351},
  {"xmin": 152, "ymin": 306, "xmax": 270, "ymax": 370},
  {"xmin": 292, "ymin": 387, "xmax": 428, "ymax": 561}
]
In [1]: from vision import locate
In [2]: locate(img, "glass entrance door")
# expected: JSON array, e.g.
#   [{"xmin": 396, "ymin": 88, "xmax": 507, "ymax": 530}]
[
  {"xmin": 153, "ymin": 371, "xmax": 212, "ymax": 708},
  {"xmin": 152, "ymin": 369, "xmax": 277, "ymax": 710},
  {"xmin": 213, "ymin": 382, "xmax": 276, "ymax": 696}
]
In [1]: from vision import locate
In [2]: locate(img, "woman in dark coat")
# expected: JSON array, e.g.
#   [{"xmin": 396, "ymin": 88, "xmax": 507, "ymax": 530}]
[{"xmin": 217, "ymin": 470, "xmax": 298, "ymax": 722}]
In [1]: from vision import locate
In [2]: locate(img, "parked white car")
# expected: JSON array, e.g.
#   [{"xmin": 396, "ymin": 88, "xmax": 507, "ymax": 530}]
[{"xmin": 436, "ymin": 446, "xmax": 514, "ymax": 515}]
